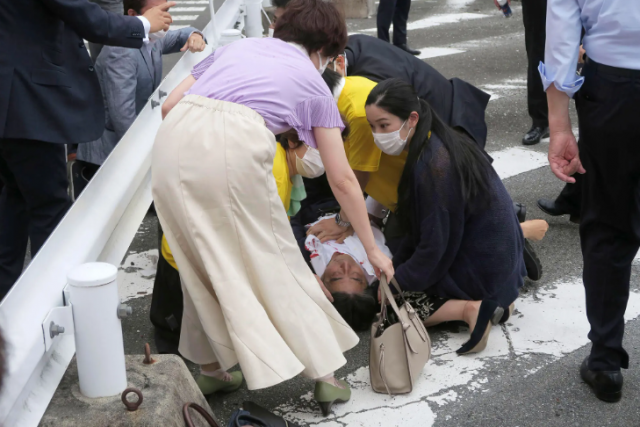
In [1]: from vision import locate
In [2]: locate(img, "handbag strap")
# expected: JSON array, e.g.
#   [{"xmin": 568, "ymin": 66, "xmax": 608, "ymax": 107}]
[{"xmin": 379, "ymin": 274, "xmax": 406, "ymax": 323}]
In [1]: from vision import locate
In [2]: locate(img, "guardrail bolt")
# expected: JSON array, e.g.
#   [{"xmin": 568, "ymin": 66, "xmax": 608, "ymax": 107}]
[
  {"xmin": 117, "ymin": 304, "xmax": 133, "ymax": 319},
  {"xmin": 49, "ymin": 321, "xmax": 65, "ymax": 339}
]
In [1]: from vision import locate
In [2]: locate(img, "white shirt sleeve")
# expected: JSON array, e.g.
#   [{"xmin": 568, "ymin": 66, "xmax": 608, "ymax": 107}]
[
  {"xmin": 366, "ymin": 196, "xmax": 387, "ymax": 219},
  {"xmin": 136, "ymin": 15, "xmax": 151, "ymax": 44},
  {"xmin": 538, "ymin": 0, "xmax": 584, "ymax": 97}
]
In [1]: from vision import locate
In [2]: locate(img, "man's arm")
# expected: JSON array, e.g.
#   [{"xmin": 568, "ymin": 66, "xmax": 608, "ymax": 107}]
[
  {"xmin": 538, "ymin": 0, "xmax": 585, "ymax": 182},
  {"xmin": 100, "ymin": 48, "xmax": 138, "ymax": 139},
  {"xmin": 160, "ymin": 27, "xmax": 204, "ymax": 54},
  {"xmin": 39, "ymin": 0, "xmax": 174, "ymax": 47}
]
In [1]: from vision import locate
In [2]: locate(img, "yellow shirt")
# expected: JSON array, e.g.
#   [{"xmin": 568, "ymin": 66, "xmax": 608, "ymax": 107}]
[
  {"xmin": 338, "ymin": 76, "xmax": 407, "ymax": 211},
  {"xmin": 162, "ymin": 144, "xmax": 292, "ymax": 270}
]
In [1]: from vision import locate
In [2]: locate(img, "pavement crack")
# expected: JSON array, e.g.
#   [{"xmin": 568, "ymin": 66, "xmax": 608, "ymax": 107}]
[{"xmin": 501, "ymin": 323, "xmax": 517, "ymax": 358}]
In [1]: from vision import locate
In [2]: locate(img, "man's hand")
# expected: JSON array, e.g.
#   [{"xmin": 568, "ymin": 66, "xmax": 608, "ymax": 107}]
[
  {"xmin": 143, "ymin": 2, "xmax": 175, "ymax": 33},
  {"xmin": 307, "ymin": 217, "xmax": 354, "ymax": 243},
  {"xmin": 181, "ymin": 33, "xmax": 206, "ymax": 53},
  {"xmin": 315, "ymin": 275, "xmax": 334, "ymax": 302},
  {"xmin": 548, "ymin": 130, "xmax": 585, "ymax": 182},
  {"xmin": 493, "ymin": 0, "xmax": 510, "ymax": 8}
]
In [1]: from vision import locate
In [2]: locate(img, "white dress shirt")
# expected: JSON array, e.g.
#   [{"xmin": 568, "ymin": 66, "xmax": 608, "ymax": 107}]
[
  {"xmin": 538, "ymin": 0, "xmax": 640, "ymax": 97},
  {"xmin": 136, "ymin": 16, "xmax": 151, "ymax": 43},
  {"xmin": 305, "ymin": 215, "xmax": 393, "ymax": 285}
]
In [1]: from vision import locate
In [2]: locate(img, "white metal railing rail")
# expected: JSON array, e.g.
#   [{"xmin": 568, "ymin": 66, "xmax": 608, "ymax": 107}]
[{"xmin": 0, "ymin": 1, "xmax": 263, "ymax": 424}]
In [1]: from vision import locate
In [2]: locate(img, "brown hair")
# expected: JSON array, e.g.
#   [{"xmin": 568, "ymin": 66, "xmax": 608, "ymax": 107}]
[{"xmin": 273, "ymin": 0, "xmax": 347, "ymax": 58}]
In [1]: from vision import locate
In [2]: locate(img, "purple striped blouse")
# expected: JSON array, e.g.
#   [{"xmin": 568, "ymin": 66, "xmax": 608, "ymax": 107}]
[{"xmin": 185, "ymin": 37, "xmax": 344, "ymax": 148}]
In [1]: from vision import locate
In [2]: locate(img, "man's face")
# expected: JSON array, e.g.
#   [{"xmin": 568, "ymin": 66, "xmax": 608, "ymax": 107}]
[
  {"xmin": 322, "ymin": 253, "xmax": 368, "ymax": 295},
  {"xmin": 270, "ymin": 7, "xmax": 286, "ymax": 29}
]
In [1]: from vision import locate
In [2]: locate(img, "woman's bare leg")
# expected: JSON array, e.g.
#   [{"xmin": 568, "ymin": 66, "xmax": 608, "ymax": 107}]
[{"xmin": 424, "ymin": 300, "xmax": 481, "ymax": 330}]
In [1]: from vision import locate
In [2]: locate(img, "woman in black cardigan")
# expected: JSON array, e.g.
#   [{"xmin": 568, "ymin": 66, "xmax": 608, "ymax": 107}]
[{"xmin": 365, "ymin": 79, "xmax": 526, "ymax": 355}]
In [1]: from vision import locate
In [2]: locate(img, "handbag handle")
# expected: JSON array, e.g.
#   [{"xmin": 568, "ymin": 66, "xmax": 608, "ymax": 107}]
[{"xmin": 379, "ymin": 274, "xmax": 406, "ymax": 325}]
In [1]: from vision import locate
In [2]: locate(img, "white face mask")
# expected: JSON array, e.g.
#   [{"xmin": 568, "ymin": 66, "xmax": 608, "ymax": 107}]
[
  {"xmin": 316, "ymin": 51, "xmax": 331, "ymax": 75},
  {"xmin": 268, "ymin": 27, "xmax": 275, "ymax": 38},
  {"xmin": 372, "ymin": 121, "xmax": 413, "ymax": 156},
  {"xmin": 295, "ymin": 146, "xmax": 325, "ymax": 178},
  {"xmin": 149, "ymin": 29, "xmax": 167, "ymax": 42}
]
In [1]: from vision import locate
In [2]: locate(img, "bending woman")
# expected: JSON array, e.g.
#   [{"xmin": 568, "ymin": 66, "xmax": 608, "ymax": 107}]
[
  {"xmin": 153, "ymin": 0, "xmax": 393, "ymax": 416},
  {"xmin": 365, "ymin": 79, "xmax": 525, "ymax": 354}
]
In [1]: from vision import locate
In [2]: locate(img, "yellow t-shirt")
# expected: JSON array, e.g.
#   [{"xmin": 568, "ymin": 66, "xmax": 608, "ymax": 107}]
[
  {"xmin": 338, "ymin": 76, "xmax": 407, "ymax": 211},
  {"xmin": 161, "ymin": 144, "xmax": 292, "ymax": 270}
]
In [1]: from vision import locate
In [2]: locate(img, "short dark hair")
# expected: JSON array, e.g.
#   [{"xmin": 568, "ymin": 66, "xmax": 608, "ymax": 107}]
[
  {"xmin": 321, "ymin": 68, "xmax": 342, "ymax": 93},
  {"xmin": 273, "ymin": 0, "xmax": 347, "ymax": 58},
  {"xmin": 124, "ymin": 0, "xmax": 147, "ymax": 14},
  {"xmin": 332, "ymin": 288, "xmax": 378, "ymax": 332},
  {"xmin": 272, "ymin": 0, "xmax": 291, "ymax": 8}
]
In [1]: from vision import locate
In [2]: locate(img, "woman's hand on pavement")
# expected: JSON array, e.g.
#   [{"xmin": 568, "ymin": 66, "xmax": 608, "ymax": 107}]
[{"xmin": 307, "ymin": 217, "xmax": 354, "ymax": 243}]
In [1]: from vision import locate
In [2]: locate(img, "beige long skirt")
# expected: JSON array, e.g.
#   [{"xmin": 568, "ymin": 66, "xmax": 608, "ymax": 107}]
[{"xmin": 151, "ymin": 95, "xmax": 359, "ymax": 390}]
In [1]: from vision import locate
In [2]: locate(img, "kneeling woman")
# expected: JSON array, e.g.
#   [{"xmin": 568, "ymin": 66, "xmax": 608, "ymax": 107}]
[{"xmin": 365, "ymin": 79, "xmax": 526, "ymax": 354}]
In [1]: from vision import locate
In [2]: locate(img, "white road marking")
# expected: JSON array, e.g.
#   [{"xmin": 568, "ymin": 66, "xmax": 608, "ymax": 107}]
[
  {"xmin": 490, "ymin": 147, "xmax": 549, "ymax": 180},
  {"xmin": 277, "ymin": 280, "xmax": 640, "ymax": 426},
  {"xmin": 171, "ymin": 6, "xmax": 207, "ymax": 11},
  {"xmin": 417, "ymin": 47, "xmax": 466, "ymax": 59},
  {"xmin": 174, "ymin": 0, "xmax": 209, "ymax": 3},
  {"xmin": 355, "ymin": 13, "xmax": 490, "ymax": 34},
  {"xmin": 171, "ymin": 14, "xmax": 201, "ymax": 21},
  {"xmin": 119, "ymin": 250, "xmax": 158, "ymax": 301},
  {"xmin": 169, "ymin": 25, "xmax": 190, "ymax": 30},
  {"xmin": 482, "ymin": 78, "xmax": 527, "ymax": 102}
]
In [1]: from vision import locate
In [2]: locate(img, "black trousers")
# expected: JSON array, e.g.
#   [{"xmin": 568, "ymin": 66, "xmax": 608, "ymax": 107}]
[
  {"xmin": 521, "ymin": 0, "xmax": 549, "ymax": 128},
  {"xmin": 555, "ymin": 173, "xmax": 583, "ymax": 215},
  {"xmin": 0, "ymin": 139, "xmax": 70, "ymax": 299},
  {"xmin": 377, "ymin": 0, "xmax": 411, "ymax": 47},
  {"xmin": 576, "ymin": 61, "xmax": 640, "ymax": 371}
]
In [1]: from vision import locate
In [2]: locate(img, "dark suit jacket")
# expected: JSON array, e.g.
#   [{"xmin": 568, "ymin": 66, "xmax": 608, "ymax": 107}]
[
  {"xmin": 0, "ymin": 0, "xmax": 146, "ymax": 144},
  {"xmin": 345, "ymin": 34, "xmax": 491, "ymax": 149}
]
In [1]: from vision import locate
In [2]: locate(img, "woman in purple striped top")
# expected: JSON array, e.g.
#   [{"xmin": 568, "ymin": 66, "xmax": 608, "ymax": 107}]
[{"xmin": 152, "ymin": 0, "xmax": 393, "ymax": 416}]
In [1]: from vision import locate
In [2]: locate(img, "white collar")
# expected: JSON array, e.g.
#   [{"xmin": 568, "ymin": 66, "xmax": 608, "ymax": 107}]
[
  {"xmin": 286, "ymin": 41, "xmax": 309, "ymax": 57},
  {"xmin": 333, "ymin": 77, "xmax": 346, "ymax": 103}
]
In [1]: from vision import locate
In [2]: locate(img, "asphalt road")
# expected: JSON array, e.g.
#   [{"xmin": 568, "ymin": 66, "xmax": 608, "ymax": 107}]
[{"xmin": 114, "ymin": 0, "xmax": 640, "ymax": 425}]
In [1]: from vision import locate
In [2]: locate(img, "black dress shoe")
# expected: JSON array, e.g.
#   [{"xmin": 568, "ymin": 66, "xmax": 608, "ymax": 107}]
[
  {"xmin": 537, "ymin": 198, "xmax": 580, "ymax": 224},
  {"xmin": 395, "ymin": 44, "xmax": 421, "ymax": 55},
  {"xmin": 513, "ymin": 202, "xmax": 526, "ymax": 223},
  {"xmin": 580, "ymin": 357, "xmax": 623, "ymax": 403},
  {"xmin": 522, "ymin": 126, "xmax": 549, "ymax": 145},
  {"xmin": 523, "ymin": 239, "xmax": 542, "ymax": 281}
]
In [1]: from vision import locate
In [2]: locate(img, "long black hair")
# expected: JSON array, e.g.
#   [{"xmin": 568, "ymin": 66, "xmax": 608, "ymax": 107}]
[{"xmin": 365, "ymin": 78, "xmax": 493, "ymax": 230}]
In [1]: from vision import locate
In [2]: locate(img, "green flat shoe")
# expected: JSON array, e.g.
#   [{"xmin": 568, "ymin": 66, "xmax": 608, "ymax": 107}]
[
  {"xmin": 196, "ymin": 371, "xmax": 243, "ymax": 395},
  {"xmin": 314, "ymin": 379, "xmax": 351, "ymax": 416}
]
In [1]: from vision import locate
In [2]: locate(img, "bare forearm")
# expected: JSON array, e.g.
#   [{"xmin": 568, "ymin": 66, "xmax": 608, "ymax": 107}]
[
  {"xmin": 330, "ymin": 176, "xmax": 377, "ymax": 252},
  {"xmin": 547, "ymin": 85, "xmax": 572, "ymax": 135},
  {"xmin": 339, "ymin": 170, "xmax": 369, "ymax": 223}
]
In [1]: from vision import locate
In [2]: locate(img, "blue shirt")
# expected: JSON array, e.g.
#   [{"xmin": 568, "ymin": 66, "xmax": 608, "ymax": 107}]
[{"xmin": 538, "ymin": 0, "xmax": 640, "ymax": 97}]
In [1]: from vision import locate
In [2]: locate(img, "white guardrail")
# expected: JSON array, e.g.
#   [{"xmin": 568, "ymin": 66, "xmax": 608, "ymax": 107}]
[{"xmin": 0, "ymin": 0, "xmax": 264, "ymax": 424}]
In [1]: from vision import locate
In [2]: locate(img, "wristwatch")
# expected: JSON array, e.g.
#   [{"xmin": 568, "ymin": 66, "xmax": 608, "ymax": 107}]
[{"xmin": 335, "ymin": 213, "xmax": 351, "ymax": 228}]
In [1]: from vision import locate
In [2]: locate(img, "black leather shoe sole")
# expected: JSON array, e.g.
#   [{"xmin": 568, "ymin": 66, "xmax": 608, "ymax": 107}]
[
  {"xmin": 580, "ymin": 358, "xmax": 623, "ymax": 403},
  {"xmin": 523, "ymin": 239, "xmax": 542, "ymax": 281}
]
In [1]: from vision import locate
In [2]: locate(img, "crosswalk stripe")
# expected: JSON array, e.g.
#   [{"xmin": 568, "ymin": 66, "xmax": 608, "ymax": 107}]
[
  {"xmin": 416, "ymin": 47, "xmax": 465, "ymax": 59},
  {"xmin": 356, "ymin": 12, "xmax": 490, "ymax": 33},
  {"xmin": 171, "ymin": 14, "xmax": 201, "ymax": 21},
  {"xmin": 491, "ymin": 147, "xmax": 549, "ymax": 180},
  {"xmin": 169, "ymin": 25, "xmax": 190, "ymax": 30},
  {"xmin": 171, "ymin": 6, "xmax": 207, "ymax": 11}
]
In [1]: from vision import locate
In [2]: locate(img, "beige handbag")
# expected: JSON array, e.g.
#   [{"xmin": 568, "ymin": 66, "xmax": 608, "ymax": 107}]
[{"xmin": 370, "ymin": 275, "xmax": 431, "ymax": 395}]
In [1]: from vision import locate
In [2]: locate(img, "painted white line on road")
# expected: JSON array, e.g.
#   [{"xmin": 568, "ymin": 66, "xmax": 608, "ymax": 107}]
[
  {"xmin": 171, "ymin": 14, "xmax": 201, "ymax": 21},
  {"xmin": 356, "ymin": 13, "xmax": 490, "ymax": 34},
  {"xmin": 174, "ymin": 0, "xmax": 209, "ymax": 3},
  {"xmin": 119, "ymin": 250, "xmax": 158, "ymax": 301},
  {"xmin": 277, "ymin": 279, "xmax": 640, "ymax": 426},
  {"xmin": 417, "ymin": 47, "xmax": 466, "ymax": 59},
  {"xmin": 169, "ymin": 25, "xmax": 190, "ymax": 30},
  {"xmin": 635, "ymin": 252, "xmax": 640, "ymax": 265},
  {"xmin": 171, "ymin": 6, "xmax": 206, "ymax": 11},
  {"xmin": 482, "ymin": 78, "xmax": 527, "ymax": 102},
  {"xmin": 491, "ymin": 147, "xmax": 549, "ymax": 180}
]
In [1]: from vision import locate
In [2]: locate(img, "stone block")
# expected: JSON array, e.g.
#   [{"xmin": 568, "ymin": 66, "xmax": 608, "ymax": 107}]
[{"xmin": 40, "ymin": 354, "xmax": 219, "ymax": 427}]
